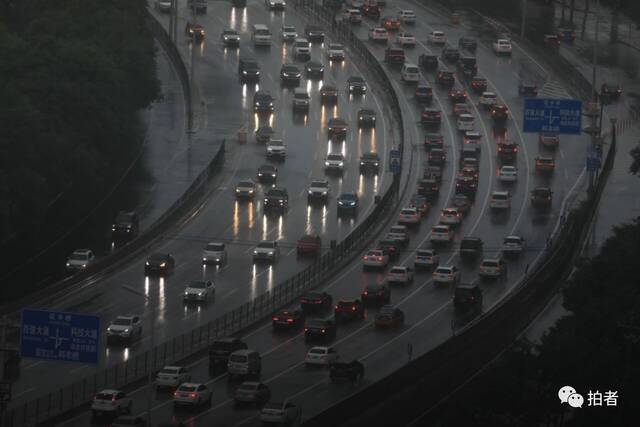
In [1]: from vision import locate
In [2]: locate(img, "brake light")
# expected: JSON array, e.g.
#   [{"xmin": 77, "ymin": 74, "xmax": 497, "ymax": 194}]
[
  {"xmin": 377, "ymin": 256, "xmax": 383, "ymax": 261},
  {"xmin": 272, "ymin": 316, "xmax": 279, "ymax": 321},
  {"xmin": 287, "ymin": 318, "xmax": 294, "ymax": 323},
  {"xmin": 335, "ymin": 305, "xmax": 339, "ymax": 310},
  {"xmin": 352, "ymin": 306, "xmax": 356, "ymax": 311},
  {"xmin": 304, "ymin": 328, "xmax": 309, "ymax": 332},
  {"xmin": 363, "ymin": 291, "xmax": 368, "ymax": 296},
  {"xmin": 174, "ymin": 391, "xmax": 179, "ymax": 397},
  {"xmin": 321, "ymin": 329, "xmax": 326, "ymax": 334},
  {"xmin": 190, "ymin": 393, "xmax": 198, "ymax": 399}
]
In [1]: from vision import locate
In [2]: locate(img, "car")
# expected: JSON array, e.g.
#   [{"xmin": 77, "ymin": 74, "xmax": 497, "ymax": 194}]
[
  {"xmin": 458, "ymin": 56, "xmax": 478, "ymax": 77},
  {"xmin": 539, "ymin": 133, "xmax": 560, "ymax": 149},
  {"xmin": 457, "ymin": 114, "xmax": 475, "ymax": 132},
  {"xmin": 415, "ymin": 84, "xmax": 433, "ymax": 104},
  {"xmin": 234, "ymin": 382, "xmax": 271, "ymax": 404},
  {"xmin": 292, "ymin": 88, "xmax": 310, "ymax": 112},
  {"xmin": 493, "ymin": 39, "xmax": 512, "ymax": 55},
  {"xmin": 417, "ymin": 178, "xmax": 440, "ymax": 200},
  {"xmin": 441, "ymin": 47, "xmax": 460, "ymax": 63},
  {"xmin": 253, "ymin": 241, "xmax": 279, "ymax": 262},
  {"xmin": 601, "ymin": 83, "xmax": 622, "ymax": 101},
  {"xmin": 221, "ymin": 29, "xmax": 241, "ymax": 47},
  {"xmin": 209, "ymin": 338, "xmax": 248, "ymax": 369},
  {"xmin": 173, "ymin": 383, "xmax": 212, "ymax": 407},
  {"xmin": 531, "ymin": 187, "xmax": 553, "ymax": 208},
  {"xmin": 106, "ymin": 315, "xmax": 141, "ymax": 346},
  {"xmin": 361, "ymin": 283, "xmax": 391, "ymax": 304},
  {"xmin": 414, "ymin": 248, "xmax": 439, "ymax": 270},
  {"xmin": 260, "ymin": 401, "xmax": 302, "ymax": 425},
  {"xmin": 387, "ymin": 266, "xmax": 414, "ymax": 284},
  {"xmin": 398, "ymin": 207, "xmax": 420, "ymax": 226},
  {"xmin": 385, "ymin": 47, "xmax": 406, "ymax": 64},
  {"xmin": 255, "ymin": 125, "xmax": 273, "ymax": 143},
  {"xmin": 363, "ymin": 249, "xmax": 389, "ymax": 269},
  {"xmin": 374, "ymin": 305, "xmax": 405, "ymax": 328},
  {"xmin": 381, "ymin": 16, "xmax": 401, "ymax": 31},
  {"xmin": 397, "ymin": 32, "xmax": 417, "ymax": 47},
  {"xmin": 330, "ymin": 360, "xmax": 365, "ymax": 382},
  {"xmin": 428, "ymin": 30, "xmax": 446, "ymax": 45},
  {"xmin": 460, "ymin": 236, "xmax": 483, "ymax": 260},
  {"xmin": 518, "ymin": 81, "xmax": 538, "ymax": 96},
  {"xmin": 145, "ymin": 253, "xmax": 175, "ymax": 275},
  {"xmin": 497, "ymin": 140, "xmax": 518, "ymax": 163},
  {"xmin": 252, "ymin": 25, "xmax": 272, "ymax": 47},
  {"xmin": 491, "ymin": 104, "xmax": 509, "ymax": 123},
  {"xmin": 188, "ymin": 0, "xmax": 207, "ymax": 13},
  {"xmin": 321, "ymin": 85, "xmax": 338, "ymax": 104},
  {"xmin": 428, "ymin": 148, "xmax": 446, "ymax": 166},
  {"xmin": 272, "ymin": 308, "xmax": 305, "ymax": 330},
  {"xmin": 498, "ymin": 165, "xmax": 518, "ymax": 182},
  {"xmin": 66, "ymin": 249, "xmax": 95, "ymax": 271},
  {"xmin": 257, "ymin": 164, "xmax": 278, "ymax": 183},
  {"xmin": 502, "ymin": 235, "xmax": 525, "ymax": 256},
  {"xmin": 347, "ymin": 76, "xmax": 367, "ymax": 94},
  {"xmin": 479, "ymin": 257, "xmax": 507, "ymax": 278},
  {"xmin": 449, "ymin": 88, "xmax": 468, "ymax": 104},
  {"xmin": 453, "ymin": 102, "xmax": 472, "ymax": 117},
  {"xmin": 305, "ymin": 61, "xmax": 324, "ymax": 80},
  {"xmin": 378, "ymin": 238, "xmax": 401, "ymax": 260},
  {"xmin": 156, "ymin": 366, "xmax": 191, "ymax": 389},
  {"xmin": 292, "ymin": 37, "xmax": 311, "ymax": 59},
  {"xmin": 328, "ymin": 117, "xmax": 348, "ymax": 139},
  {"xmin": 185, "ymin": 22, "xmax": 205, "ymax": 42},
  {"xmin": 479, "ymin": 91, "xmax": 497, "ymax": 109},
  {"xmin": 401, "ymin": 63, "xmax": 421, "ymax": 83},
  {"xmin": 388, "ymin": 224, "xmax": 409, "ymax": 246},
  {"xmin": 265, "ymin": 0, "xmax": 286, "ymax": 10},
  {"xmin": 304, "ymin": 318, "xmax": 337, "ymax": 342},
  {"xmin": 456, "ymin": 176, "xmax": 478, "ymax": 199},
  {"xmin": 238, "ymin": 58, "xmax": 261, "ymax": 82},
  {"xmin": 359, "ymin": 152, "xmax": 380, "ymax": 173},
  {"xmin": 458, "ymin": 165, "xmax": 479, "ymax": 182},
  {"xmin": 304, "ymin": 24, "xmax": 325, "ymax": 42},
  {"xmin": 361, "ymin": 2, "xmax": 381, "ymax": 20},
  {"xmin": 266, "ymin": 139, "xmax": 287, "ymax": 159},
  {"xmin": 234, "ymin": 180, "xmax": 256, "ymax": 199},
  {"xmin": 280, "ymin": 63, "xmax": 301, "ymax": 85},
  {"xmin": 544, "ymin": 34, "xmax": 561, "ymax": 48},
  {"xmin": 440, "ymin": 207, "xmax": 462, "ymax": 225},
  {"xmin": 301, "ymin": 291, "xmax": 333, "ymax": 311},
  {"xmin": 368, "ymin": 27, "xmax": 389, "ymax": 43},
  {"xmin": 253, "ymin": 90, "xmax": 274, "ymax": 113},
  {"xmin": 535, "ymin": 156, "xmax": 556, "ymax": 174},
  {"xmin": 463, "ymin": 131, "xmax": 481, "ymax": 151},
  {"xmin": 112, "ymin": 211, "xmax": 139, "ymax": 240},
  {"xmin": 430, "ymin": 224, "xmax": 453, "ymax": 243},
  {"xmin": 421, "ymin": 108, "xmax": 442, "ymax": 126},
  {"xmin": 227, "ymin": 349, "xmax": 262, "ymax": 379},
  {"xmin": 436, "ymin": 70, "xmax": 455, "ymax": 88},
  {"xmin": 409, "ymin": 195, "xmax": 430, "ymax": 216},
  {"xmin": 296, "ymin": 234, "xmax": 321, "ymax": 256},
  {"xmin": 433, "ymin": 265, "xmax": 460, "ymax": 285},
  {"xmin": 307, "ymin": 179, "xmax": 330, "ymax": 204},
  {"xmin": 470, "ymin": 76, "xmax": 488, "ymax": 93},
  {"xmin": 325, "ymin": 152, "xmax": 345, "ymax": 172},
  {"xmin": 328, "ymin": 43, "xmax": 346, "ymax": 61},
  {"xmin": 183, "ymin": 280, "xmax": 215, "ymax": 302},
  {"xmin": 281, "ymin": 25, "xmax": 297, "ymax": 42},
  {"xmin": 398, "ymin": 9, "xmax": 416, "ymax": 23},
  {"xmin": 423, "ymin": 133, "xmax": 443, "ymax": 151},
  {"xmin": 337, "ymin": 192, "xmax": 359, "ymax": 215},
  {"xmin": 334, "ymin": 299, "xmax": 365, "ymax": 321},
  {"xmin": 358, "ymin": 109, "xmax": 377, "ymax": 128},
  {"xmin": 419, "ymin": 53, "xmax": 439, "ymax": 71},
  {"xmin": 489, "ymin": 191, "xmax": 511, "ymax": 210},
  {"xmin": 344, "ymin": 8, "xmax": 363, "ymax": 24},
  {"xmin": 112, "ymin": 415, "xmax": 146, "ymax": 427},
  {"xmin": 458, "ymin": 36, "xmax": 477, "ymax": 52},
  {"xmin": 454, "ymin": 282, "xmax": 483, "ymax": 312},
  {"xmin": 91, "ymin": 390, "xmax": 132, "ymax": 416},
  {"xmin": 155, "ymin": 0, "xmax": 172, "ymax": 12}
]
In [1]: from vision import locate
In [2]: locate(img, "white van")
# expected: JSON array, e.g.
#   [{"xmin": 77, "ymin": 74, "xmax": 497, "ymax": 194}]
[
  {"xmin": 228, "ymin": 349, "xmax": 262, "ymax": 379},
  {"xmin": 457, "ymin": 113, "xmax": 475, "ymax": 132},
  {"xmin": 292, "ymin": 88, "xmax": 310, "ymax": 111},
  {"xmin": 400, "ymin": 63, "xmax": 420, "ymax": 83},
  {"xmin": 252, "ymin": 24, "xmax": 272, "ymax": 47}
]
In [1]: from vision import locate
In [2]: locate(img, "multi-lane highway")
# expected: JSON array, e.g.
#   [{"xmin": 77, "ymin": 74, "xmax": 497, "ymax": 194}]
[{"xmin": 36, "ymin": 1, "xmax": 595, "ymax": 426}]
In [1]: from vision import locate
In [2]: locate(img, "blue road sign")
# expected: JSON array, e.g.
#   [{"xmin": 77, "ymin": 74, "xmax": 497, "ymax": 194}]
[
  {"xmin": 389, "ymin": 149, "xmax": 401, "ymax": 173},
  {"xmin": 523, "ymin": 98, "xmax": 582, "ymax": 135},
  {"xmin": 20, "ymin": 309, "xmax": 100, "ymax": 364},
  {"xmin": 586, "ymin": 156, "xmax": 601, "ymax": 171}
]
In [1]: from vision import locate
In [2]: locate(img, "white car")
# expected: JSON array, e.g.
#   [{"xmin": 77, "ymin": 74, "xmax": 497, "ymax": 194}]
[
  {"xmin": 183, "ymin": 280, "xmax": 215, "ymax": 302},
  {"xmin": 106, "ymin": 316, "xmax": 142, "ymax": 343},
  {"xmin": 202, "ymin": 242, "xmax": 227, "ymax": 265},
  {"xmin": 91, "ymin": 390, "xmax": 132, "ymax": 416},
  {"xmin": 388, "ymin": 225, "xmax": 409, "ymax": 245},
  {"xmin": 325, "ymin": 153, "xmax": 345, "ymax": 171},
  {"xmin": 307, "ymin": 179, "xmax": 330, "ymax": 203},
  {"xmin": 235, "ymin": 179, "xmax": 256, "ymax": 199},
  {"xmin": 305, "ymin": 346, "xmax": 339, "ymax": 366},
  {"xmin": 397, "ymin": 32, "xmax": 417, "ymax": 47},
  {"xmin": 265, "ymin": 0, "xmax": 286, "ymax": 10},
  {"xmin": 430, "ymin": 224, "xmax": 453, "ymax": 243},
  {"xmin": 440, "ymin": 208, "xmax": 462, "ymax": 225},
  {"xmin": 281, "ymin": 25, "xmax": 297, "ymax": 42},
  {"xmin": 478, "ymin": 91, "xmax": 497, "ymax": 109},
  {"xmin": 221, "ymin": 29, "xmax": 241, "ymax": 46},
  {"xmin": 498, "ymin": 165, "xmax": 518, "ymax": 182},
  {"xmin": 369, "ymin": 27, "xmax": 389, "ymax": 42},
  {"xmin": 400, "ymin": 63, "xmax": 421, "ymax": 83},
  {"xmin": 502, "ymin": 235, "xmax": 525, "ymax": 255},
  {"xmin": 493, "ymin": 39, "xmax": 513, "ymax": 55},
  {"xmin": 428, "ymin": 30, "xmax": 446, "ymax": 45},
  {"xmin": 261, "ymin": 401, "xmax": 302, "ymax": 425},
  {"xmin": 490, "ymin": 191, "xmax": 511, "ymax": 210},
  {"xmin": 328, "ymin": 43, "xmax": 345, "ymax": 61},
  {"xmin": 266, "ymin": 139, "xmax": 287, "ymax": 159},
  {"xmin": 414, "ymin": 249, "xmax": 439, "ymax": 269},
  {"xmin": 457, "ymin": 113, "xmax": 475, "ymax": 132},
  {"xmin": 398, "ymin": 207, "xmax": 420, "ymax": 225},
  {"xmin": 387, "ymin": 266, "xmax": 414, "ymax": 284},
  {"xmin": 66, "ymin": 249, "xmax": 95, "ymax": 271},
  {"xmin": 344, "ymin": 8, "xmax": 363, "ymax": 23},
  {"xmin": 253, "ymin": 240, "xmax": 280, "ymax": 262},
  {"xmin": 292, "ymin": 37, "xmax": 311, "ymax": 58},
  {"xmin": 173, "ymin": 383, "xmax": 212, "ymax": 407},
  {"xmin": 156, "ymin": 366, "xmax": 191, "ymax": 389},
  {"xmin": 399, "ymin": 9, "xmax": 416, "ymax": 24},
  {"xmin": 433, "ymin": 265, "xmax": 460, "ymax": 285},
  {"xmin": 363, "ymin": 249, "xmax": 389, "ymax": 269},
  {"xmin": 479, "ymin": 257, "xmax": 507, "ymax": 278}
]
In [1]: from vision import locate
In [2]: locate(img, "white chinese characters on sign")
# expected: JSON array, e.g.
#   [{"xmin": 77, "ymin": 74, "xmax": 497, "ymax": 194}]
[{"xmin": 558, "ymin": 386, "xmax": 619, "ymax": 409}]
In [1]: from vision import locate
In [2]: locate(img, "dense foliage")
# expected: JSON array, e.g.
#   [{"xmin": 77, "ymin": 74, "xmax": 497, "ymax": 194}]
[{"xmin": 0, "ymin": 0, "xmax": 159, "ymax": 278}]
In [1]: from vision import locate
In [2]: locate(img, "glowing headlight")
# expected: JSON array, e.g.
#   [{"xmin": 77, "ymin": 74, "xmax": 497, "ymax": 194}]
[
  {"xmin": 159, "ymin": 262, "xmax": 166, "ymax": 268},
  {"xmin": 66, "ymin": 262, "xmax": 71, "ymax": 267},
  {"xmin": 325, "ymin": 161, "xmax": 330, "ymax": 166},
  {"xmin": 236, "ymin": 189, "xmax": 240, "ymax": 192},
  {"xmin": 243, "ymin": 70, "xmax": 248, "ymax": 74},
  {"xmin": 145, "ymin": 261, "xmax": 150, "ymax": 266},
  {"xmin": 185, "ymin": 291, "xmax": 189, "ymax": 295},
  {"xmin": 253, "ymin": 250, "xmax": 258, "ymax": 255},
  {"xmin": 308, "ymin": 190, "xmax": 313, "ymax": 195},
  {"xmin": 264, "ymin": 198, "xmax": 269, "ymax": 203}
]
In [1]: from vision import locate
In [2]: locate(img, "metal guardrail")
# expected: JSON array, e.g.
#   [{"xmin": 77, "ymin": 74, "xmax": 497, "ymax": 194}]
[{"xmin": 2, "ymin": 3, "xmax": 408, "ymax": 426}]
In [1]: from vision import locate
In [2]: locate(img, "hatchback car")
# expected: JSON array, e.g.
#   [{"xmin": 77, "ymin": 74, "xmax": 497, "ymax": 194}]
[
  {"xmin": 387, "ymin": 266, "xmax": 414, "ymax": 284},
  {"xmin": 433, "ymin": 265, "xmax": 460, "ymax": 285},
  {"xmin": 173, "ymin": 383, "xmax": 212, "ymax": 407}
]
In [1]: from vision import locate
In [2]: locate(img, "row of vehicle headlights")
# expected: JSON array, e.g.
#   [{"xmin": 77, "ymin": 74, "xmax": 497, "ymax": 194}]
[{"xmin": 145, "ymin": 261, "xmax": 167, "ymax": 267}]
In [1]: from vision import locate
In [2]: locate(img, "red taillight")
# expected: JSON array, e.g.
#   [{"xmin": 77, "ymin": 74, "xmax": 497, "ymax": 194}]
[
  {"xmin": 352, "ymin": 306, "xmax": 356, "ymax": 311},
  {"xmin": 363, "ymin": 291, "xmax": 369, "ymax": 296},
  {"xmin": 335, "ymin": 305, "xmax": 339, "ymax": 310},
  {"xmin": 174, "ymin": 391, "xmax": 179, "ymax": 397},
  {"xmin": 377, "ymin": 256, "xmax": 383, "ymax": 261},
  {"xmin": 287, "ymin": 318, "xmax": 294, "ymax": 323},
  {"xmin": 190, "ymin": 393, "xmax": 197, "ymax": 399},
  {"xmin": 272, "ymin": 316, "xmax": 279, "ymax": 321},
  {"xmin": 321, "ymin": 329, "xmax": 326, "ymax": 334},
  {"xmin": 304, "ymin": 328, "xmax": 309, "ymax": 332}
]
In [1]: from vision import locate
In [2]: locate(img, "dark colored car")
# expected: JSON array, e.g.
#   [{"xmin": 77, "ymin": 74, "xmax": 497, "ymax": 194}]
[
  {"xmin": 255, "ymin": 126, "xmax": 273, "ymax": 143},
  {"xmin": 441, "ymin": 47, "xmax": 460, "ymax": 63},
  {"xmin": 544, "ymin": 34, "xmax": 561, "ymax": 48},
  {"xmin": 415, "ymin": 84, "xmax": 433, "ymax": 103},
  {"xmin": 209, "ymin": 338, "xmax": 248, "ymax": 369},
  {"xmin": 448, "ymin": 88, "xmax": 467, "ymax": 104},
  {"xmin": 359, "ymin": 152, "xmax": 380, "ymax": 173},
  {"xmin": 417, "ymin": 178, "xmax": 440, "ymax": 199},
  {"xmin": 361, "ymin": 3, "xmax": 380, "ymax": 20},
  {"xmin": 280, "ymin": 64, "xmax": 301, "ymax": 85},
  {"xmin": 381, "ymin": 16, "xmax": 401, "ymax": 31},
  {"xmin": 300, "ymin": 292, "xmax": 333, "ymax": 311},
  {"xmin": 321, "ymin": 85, "xmax": 338, "ymax": 104},
  {"xmin": 328, "ymin": 118, "xmax": 348, "ymax": 139},
  {"xmin": 337, "ymin": 192, "xmax": 359, "ymax": 215},
  {"xmin": 186, "ymin": 22, "xmax": 205, "ymax": 42},
  {"xmin": 304, "ymin": 318, "xmax": 336, "ymax": 342},
  {"xmin": 263, "ymin": 187, "xmax": 289, "ymax": 210},
  {"xmin": 145, "ymin": 253, "xmax": 175, "ymax": 275},
  {"xmin": 423, "ymin": 165, "xmax": 442, "ymax": 182},
  {"xmin": 470, "ymin": 76, "xmax": 488, "ymax": 93},
  {"xmin": 459, "ymin": 236, "xmax": 483, "ymax": 260},
  {"xmin": 361, "ymin": 283, "xmax": 390, "ymax": 304},
  {"xmin": 232, "ymin": 0, "xmax": 247, "ymax": 6},
  {"xmin": 601, "ymin": 83, "xmax": 622, "ymax": 101},
  {"xmin": 378, "ymin": 239, "xmax": 400, "ymax": 260},
  {"xmin": 457, "ymin": 56, "xmax": 477, "ymax": 77},
  {"xmin": 330, "ymin": 360, "xmax": 365, "ymax": 382},
  {"xmin": 304, "ymin": 25, "xmax": 325, "ymax": 42},
  {"xmin": 385, "ymin": 47, "xmax": 406, "ymax": 65},
  {"xmin": 419, "ymin": 54, "xmax": 439, "ymax": 71},
  {"xmin": 296, "ymin": 234, "xmax": 321, "ymax": 256},
  {"xmin": 253, "ymin": 91, "xmax": 274, "ymax": 113},
  {"xmin": 458, "ymin": 36, "xmax": 477, "ymax": 52},
  {"xmin": 455, "ymin": 176, "xmax": 478, "ymax": 199},
  {"xmin": 257, "ymin": 164, "xmax": 278, "ymax": 182},
  {"xmin": 518, "ymin": 82, "xmax": 538, "ymax": 96},
  {"xmin": 451, "ymin": 193, "xmax": 472, "ymax": 215},
  {"xmin": 347, "ymin": 76, "xmax": 367, "ymax": 94},
  {"xmin": 305, "ymin": 61, "xmax": 324, "ymax": 79},
  {"xmin": 238, "ymin": 58, "xmax": 261, "ymax": 82},
  {"xmin": 453, "ymin": 283, "xmax": 483, "ymax": 311},
  {"xmin": 424, "ymin": 133, "xmax": 444, "ymax": 151},
  {"xmin": 358, "ymin": 109, "xmax": 377, "ymax": 128},
  {"xmin": 374, "ymin": 305, "xmax": 405, "ymax": 327},
  {"xmin": 421, "ymin": 108, "xmax": 442, "ymax": 126},
  {"xmin": 334, "ymin": 299, "xmax": 365, "ymax": 321},
  {"xmin": 428, "ymin": 148, "xmax": 446, "ymax": 166},
  {"xmin": 497, "ymin": 141, "xmax": 518, "ymax": 163},
  {"xmin": 436, "ymin": 70, "xmax": 455, "ymax": 88},
  {"xmin": 491, "ymin": 104, "xmax": 509, "ymax": 123},
  {"xmin": 112, "ymin": 211, "xmax": 139, "ymax": 240},
  {"xmin": 272, "ymin": 308, "xmax": 305, "ymax": 330},
  {"xmin": 531, "ymin": 187, "xmax": 553, "ymax": 208},
  {"xmin": 460, "ymin": 146, "xmax": 478, "ymax": 163}
]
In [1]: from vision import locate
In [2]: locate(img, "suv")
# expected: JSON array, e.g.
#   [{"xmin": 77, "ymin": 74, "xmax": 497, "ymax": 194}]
[
  {"xmin": 424, "ymin": 133, "xmax": 444, "ymax": 151},
  {"xmin": 307, "ymin": 179, "xmax": 329, "ymax": 204},
  {"xmin": 497, "ymin": 141, "xmax": 518, "ymax": 162},
  {"xmin": 436, "ymin": 70, "xmax": 455, "ymax": 88},
  {"xmin": 66, "ymin": 249, "xmax": 95, "ymax": 271},
  {"xmin": 106, "ymin": 315, "xmax": 142, "ymax": 345},
  {"xmin": 305, "ymin": 25, "xmax": 325, "ymax": 42},
  {"xmin": 471, "ymin": 76, "xmax": 488, "ymax": 93},
  {"xmin": 518, "ymin": 81, "xmax": 538, "ymax": 96},
  {"xmin": 539, "ymin": 133, "xmax": 560, "ymax": 149},
  {"xmin": 414, "ymin": 248, "xmax": 439, "ymax": 270},
  {"xmin": 491, "ymin": 104, "xmax": 509, "ymax": 123},
  {"xmin": 261, "ymin": 402, "xmax": 302, "ymax": 425},
  {"xmin": 531, "ymin": 187, "xmax": 553, "ymax": 208},
  {"xmin": 347, "ymin": 76, "xmax": 367, "ymax": 94},
  {"xmin": 266, "ymin": 139, "xmax": 286, "ymax": 159},
  {"xmin": 479, "ymin": 257, "xmax": 507, "ymax": 278},
  {"xmin": 601, "ymin": 83, "xmax": 622, "ymax": 101},
  {"xmin": 272, "ymin": 308, "xmax": 305, "ymax": 330},
  {"xmin": 296, "ymin": 234, "xmax": 321, "ymax": 256},
  {"xmin": 209, "ymin": 338, "xmax": 248, "ymax": 369},
  {"xmin": 111, "ymin": 211, "xmax": 139, "ymax": 240},
  {"xmin": 419, "ymin": 54, "xmax": 439, "ymax": 71},
  {"xmin": 359, "ymin": 152, "xmax": 380, "ymax": 173},
  {"xmin": 280, "ymin": 63, "xmax": 301, "ymax": 85},
  {"xmin": 253, "ymin": 241, "xmax": 279, "ymax": 262},
  {"xmin": 421, "ymin": 108, "xmax": 442, "ymax": 126},
  {"xmin": 361, "ymin": 283, "xmax": 391, "ymax": 304},
  {"xmin": 428, "ymin": 148, "xmax": 446, "ymax": 166},
  {"xmin": 321, "ymin": 85, "xmax": 338, "ymax": 104},
  {"xmin": 460, "ymin": 236, "xmax": 483, "ymax": 260},
  {"xmin": 292, "ymin": 38, "xmax": 311, "ymax": 59},
  {"xmin": 385, "ymin": 47, "xmax": 406, "ymax": 65},
  {"xmin": 300, "ymin": 291, "xmax": 333, "ymax": 312},
  {"xmin": 228, "ymin": 349, "xmax": 262, "ymax": 379},
  {"xmin": 415, "ymin": 84, "xmax": 433, "ymax": 103},
  {"xmin": 257, "ymin": 164, "xmax": 278, "ymax": 182},
  {"xmin": 334, "ymin": 299, "xmax": 365, "ymax": 321},
  {"xmin": 358, "ymin": 109, "xmax": 377, "ymax": 128},
  {"xmin": 292, "ymin": 88, "xmax": 310, "ymax": 111},
  {"xmin": 144, "ymin": 253, "xmax": 175, "ymax": 275},
  {"xmin": 490, "ymin": 191, "xmax": 511, "ymax": 210},
  {"xmin": 441, "ymin": 47, "xmax": 460, "ymax": 63},
  {"xmin": 330, "ymin": 360, "xmax": 365, "ymax": 382},
  {"xmin": 535, "ymin": 156, "xmax": 556, "ymax": 174},
  {"xmin": 453, "ymin": 283, "xmax": 483, "ymax": 311},
  {"xmin": 238, "ymin": 58, "xmax": 261, "ymax": 82},
  {"xmin": 253, "ymin": 91, "xmax": 274, "ymax": 113},
  {"xmin": 457, "ymin": 56, "xmax": 477, "ymax": 77},
  {"xmin": 304, "ymin": 318, "xmax": 337, "ymax": 342},
  {"xmin": 337, "ymin": 193, "xmax": 359, "ymax": 215},
  {"xmin": 263, "ymin": 187, "xmax": 289, "ymax": 211},
  {"xmin": 328, "ymin": 118, "xmax": 348, "ymax": 139}
]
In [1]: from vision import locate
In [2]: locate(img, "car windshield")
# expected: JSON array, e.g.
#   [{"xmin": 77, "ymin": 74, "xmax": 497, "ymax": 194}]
[
  {"xmin": 229, "ymin": 354, "xmax": 247, "ymax": 363},
  {"xmin": 160, "ymin": 368, "xmax": 179, "ymax": 375},
  {"xmin": 178, "ymin": 385, "xmax": 197, "ymax": 392},
  {"xmin": 436, "ymin": 267, "xmax": 452, "ymax": 274},
  {"xmin": 433, "ymin": 226, "xmax": 448, "ymax": 233},
  {"xmin": 306, "ymin": 319, "xmax": 327, "ymax": 328},
  {"xmin": 260, "ymin": 165, "xmax": 275, "ymax": 172},
  {"xmin": 311, "ymin": 181, "xmax": 328, "ymax": 188},
  {"xmin": 283, "ymin": 26, "xmax": 295, "ymax": 32},
  {"xmin": 505, "ymin": 237, "xmax": 521, "ymax": 244},
  {"xmin": 282, "ymin": 65, "xmax": 298, "ymax": 72},
  {"xmin": 294, "ymin": 41, "xmax": 308, "ymax": 47},
  {"xmin": 330, "ymin": 43, "xmax": 343, "ymax": 50},
  {"xmin": 401, "ymin": 209, "xmax": 415, "ymax": 215},
  {"xmin": 328, "ymin": 154, "xmax": 343, "ymax": 161},
  {"xmin": 309, "ymin": 348, "xmax": 327, "ymax": 354},
  {"xmin": 238, "ymin": 383, "xmax": 258, "ymax": 391},
  {"xmin": 341, "ymin": 194, "xmax": 357, "ymax": 201},
  {"xmin": 264, "ymin": 402, "xmax": 284, "ymax": 410},
  {"xmin": 483, "ymin": 261, "xmax": 499, "ymax": 267},
  {"xmin": 95, "ymin": 392, "xmax": 115, "ymax": 400},
  {"xmin": 70, "ymin": 253, "xmax": 89, "ymax": 261},
  {"xmin": 112, "ymin": 318, "xmax": 131, "ymax": 326},
  {"xmin": 362, "ymin": 153, "xmax": 378, "ymax": 160},
  {"xmin": 379, "ymin": 306, "xmax": 395, "ymax": 316},
  {"xmin": 211, "ymin": 340, "xmax": 236, "ymax": 351},
  {"xmin": 493, "ymin": 193, "xmax": 508, "ymax": 200},
  {"xmin": 502, "ymin": 167, "xmax": 516, "ymax": 172},
  {"xmin": 245, "ymin": 61, "xmax": 259, "ymax": 69},
  {"xmin": 390, "ymin": 268, "xmax": 405, "ymax": 274},
  {"xmin": 206, "ymin": 243, "xmax": 224, "ymax": 251},
  {"xmin": 188, "ymin": 281, "xmax": 207, "ymax": 289},
  {"xmin": 257, "ymin": 242, "xmax": 275, "ymax": 249},
  {"xmin": 417, "ymin": 250, "xmax": 434, "ymax": 256},
  {"xmin": 459, "ymin": 115, "xmax": 474, "ymax": 122},
  {"xmin": 268, "ymin": 190, "xmax": 286, "ymax": 197},
  {"xmin": 255, "ymin": 94, "xmax": 271, "ymax": 102},
  {"xmin": 224, "ymin": 30, "xmax": 238, "ymax": 35}
]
